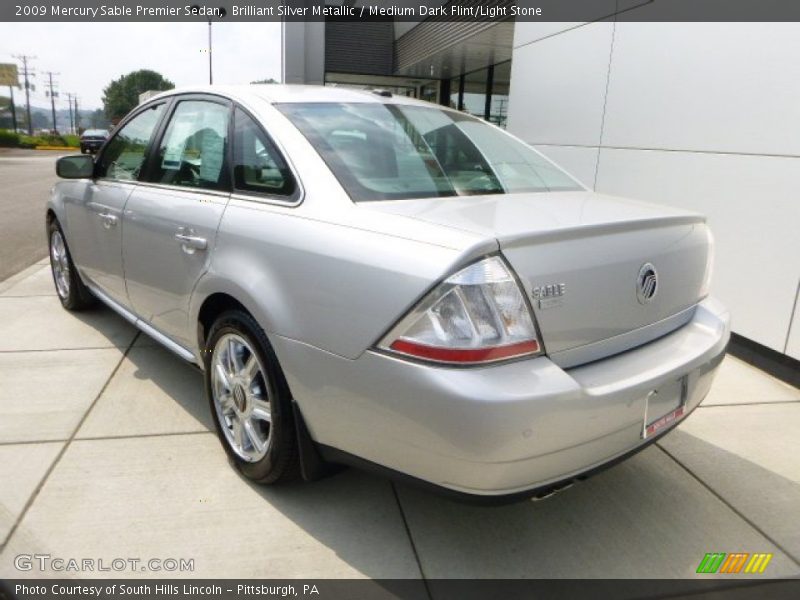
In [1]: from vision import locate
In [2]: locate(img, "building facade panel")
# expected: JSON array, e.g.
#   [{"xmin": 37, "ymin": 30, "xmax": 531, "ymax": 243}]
[
  {"xmin": 507, "ymin": 22, "xmax": 613, "ymax": 148},
  {"xmin": 602, "ymin": 22, "xmax": 800, "ymax": 156}
]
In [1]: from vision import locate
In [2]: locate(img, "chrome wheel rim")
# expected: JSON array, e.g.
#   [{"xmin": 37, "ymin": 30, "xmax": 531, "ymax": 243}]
[
  {"xmin": 50, "ymin": 230, "xmax": 70, "ymax": 299},
  {"xmin": 211, "ymin": 333, "xmax": 272, "ymax": 462}
]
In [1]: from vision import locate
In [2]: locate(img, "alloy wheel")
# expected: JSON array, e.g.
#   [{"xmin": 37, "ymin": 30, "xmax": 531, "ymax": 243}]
[
  {"xmin": 50, "ymin": 230, "xmax": 71, "ymax": 299},
  {"xmin": 211, "ymin": 333, "xmax": 273, "ymax": 462}
]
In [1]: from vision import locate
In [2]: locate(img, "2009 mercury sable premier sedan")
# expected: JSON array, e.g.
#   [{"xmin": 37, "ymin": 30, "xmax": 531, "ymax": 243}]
[{"xmin": 48, "ymin": 85, "xmax": 730, "ymax": 501}]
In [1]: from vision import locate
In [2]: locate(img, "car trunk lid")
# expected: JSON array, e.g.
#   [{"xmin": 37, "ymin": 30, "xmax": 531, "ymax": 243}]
[{"xmin": 364, "ymin": 191, "xmax": 710, "ymax": 358}]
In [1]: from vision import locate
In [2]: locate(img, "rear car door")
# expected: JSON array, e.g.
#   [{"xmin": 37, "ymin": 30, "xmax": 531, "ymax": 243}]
[
  {"xmin": 121, "ymin": 96, "xmax": 231, "ymax": 348},
  {"xmin": 64, "ymin": 102, "xmax": 167, "ymax": 305}
]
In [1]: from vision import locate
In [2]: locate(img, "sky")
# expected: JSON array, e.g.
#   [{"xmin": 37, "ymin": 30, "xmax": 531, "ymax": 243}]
[{"xmin": 0, "ymin": 22, "xmax": 282, "ymax": 110}]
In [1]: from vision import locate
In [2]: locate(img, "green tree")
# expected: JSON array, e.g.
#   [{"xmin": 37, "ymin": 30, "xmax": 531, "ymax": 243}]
[
  {"xmin": 89, "ymin": 108, "xmax": 110, "ymax": 129},
  {"xmin": 102, "ymin": 69, "xmax": 174, "ymax": 122}
]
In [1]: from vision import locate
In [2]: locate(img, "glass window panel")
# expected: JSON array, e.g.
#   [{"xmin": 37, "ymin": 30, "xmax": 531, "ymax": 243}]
[
  {"xmin": 98, "ymin": 103, "xmax": 164, "ymax": 181},
  {"xmin": 489, "ymin": 61, "xmax": 511, "ymax": 128},
  {"xmin": 232, "ymin": 108, "xmax": 296, "ymax": 197},
  {"xmin": 278, "ymin": 102, "xmax": 582, "ymax": 201},
  {"xmin": 151, "ymin": 100, "xmax": 230, "ymax": 191}
]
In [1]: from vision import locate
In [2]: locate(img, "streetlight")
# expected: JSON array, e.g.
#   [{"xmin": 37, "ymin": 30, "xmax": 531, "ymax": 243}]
[{"xmin": 191, "ymin": 5, "xmax": 227, "ymax": 85}]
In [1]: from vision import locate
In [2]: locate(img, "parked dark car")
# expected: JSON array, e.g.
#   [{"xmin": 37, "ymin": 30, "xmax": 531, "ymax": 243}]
[{"xmin": 79, "ymin": 129, "xmax": 108, "ymax": 154}]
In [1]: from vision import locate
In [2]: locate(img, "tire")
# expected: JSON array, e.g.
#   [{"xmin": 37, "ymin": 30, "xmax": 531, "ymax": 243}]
[
  {"xmin": 204, "ymin": 309, "xmax": 300, "ymax": 484},
  {"xmin": 47, "ymin": 218, "xmax": 95, "ymax": 311}
]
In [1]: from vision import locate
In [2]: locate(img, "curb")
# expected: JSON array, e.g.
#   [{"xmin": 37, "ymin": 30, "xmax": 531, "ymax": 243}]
[
  {"xmin": 0, "ymin": 259, "xmax": 48, "ymax": 294},
  {"xmin": 34, "ymin": 145, "xmax": 78, "ymax": 151}
]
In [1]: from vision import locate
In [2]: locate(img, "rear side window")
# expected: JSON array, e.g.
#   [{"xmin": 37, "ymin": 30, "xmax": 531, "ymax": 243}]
[
  {"xmin": 232, "ymin": 108, "xmax": 296, "ymax": 198},
  {"xmin": 97, "ymin": 103, "xmax": 164, "ymax": 181},
  {"xmin": 150, "ymin": 100, "xmax": 231, "ymax": 191}
]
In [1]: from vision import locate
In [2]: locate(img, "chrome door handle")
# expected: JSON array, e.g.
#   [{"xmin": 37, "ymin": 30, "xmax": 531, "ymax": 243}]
[
  {"xmin": 99, "ymin": 212, "xmax": 118, "ymax": 229},
  {"xmin": 175, "ymin": 231, "xmax": 207, "ymax": 252}
]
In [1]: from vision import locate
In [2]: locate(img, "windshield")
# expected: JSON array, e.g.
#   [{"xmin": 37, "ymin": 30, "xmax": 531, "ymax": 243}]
[{"xmin": 277, "ymin": 102, "xmax": 583, "ymax": 202}]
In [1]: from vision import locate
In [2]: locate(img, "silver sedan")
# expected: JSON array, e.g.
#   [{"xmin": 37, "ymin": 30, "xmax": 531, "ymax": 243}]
[{"xmin": 47, "ymin": 85, "xmax": 729, "ymax": 501}]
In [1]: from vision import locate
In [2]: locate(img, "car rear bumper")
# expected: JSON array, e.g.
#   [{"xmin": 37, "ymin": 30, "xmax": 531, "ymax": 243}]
[{"xmin": 275, "ymin": 297, "xmax": 730, "ymax": 498}]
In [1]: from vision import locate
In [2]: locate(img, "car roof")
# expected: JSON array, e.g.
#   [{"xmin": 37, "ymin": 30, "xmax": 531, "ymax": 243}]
[{"xmin": 144, "ymin": 84, "xmax": 442, "ymax": 109}]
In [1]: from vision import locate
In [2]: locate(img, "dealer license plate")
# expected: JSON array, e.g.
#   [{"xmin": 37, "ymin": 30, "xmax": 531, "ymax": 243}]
[{"xmin": 642, "ymin": 376, "xmax": 688, "ymax": 439}]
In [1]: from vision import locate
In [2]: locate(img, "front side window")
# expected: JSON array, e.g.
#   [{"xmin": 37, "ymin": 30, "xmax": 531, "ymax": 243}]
[
  {"xmin": 278, "ymin": 102, "xmax": 582, "ymax": 202},
  {"xmin": 150, "ymin": 100, "xmax": 231, "ymax": 191},
  {"xmin": 97, "ymin": 103, "xmax": 164, "ymax": 181},
  {"xmin": 232, "ymin": 108, "xmax": 296, "ymax": 198}
]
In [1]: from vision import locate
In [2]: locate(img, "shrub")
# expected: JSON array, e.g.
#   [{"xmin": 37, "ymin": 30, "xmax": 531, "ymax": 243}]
[
  {"xmin": 19, "ymin": 134, "xmax": 43, "ymax": 148},
  {"xmin": 0, "ymin": 129, "xmax": 20, "ymax": 147}
]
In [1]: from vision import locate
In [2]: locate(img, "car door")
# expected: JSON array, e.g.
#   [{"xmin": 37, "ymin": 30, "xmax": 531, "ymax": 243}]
[
  {"xmin": 64, "ymin": 102, "xmax": 167, "ymax": 305},
  {"xmin": 122, "ymin": 96, "xmax": 232, "ymax": 347}
]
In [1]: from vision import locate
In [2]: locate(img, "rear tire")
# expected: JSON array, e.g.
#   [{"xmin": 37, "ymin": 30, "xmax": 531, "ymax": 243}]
[
  {"xmin": 48, "ymin": 218, "xmax": 94, "ymax": 311},
  {"xmin": 204, "ymin": 309, "xmax": 300, "ymax": 484}
]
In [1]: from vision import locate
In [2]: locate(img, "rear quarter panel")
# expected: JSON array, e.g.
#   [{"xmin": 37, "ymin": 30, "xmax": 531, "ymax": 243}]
[{"xmin": 188, "ymin": 99, "xmax": 496, "ymax": 361}]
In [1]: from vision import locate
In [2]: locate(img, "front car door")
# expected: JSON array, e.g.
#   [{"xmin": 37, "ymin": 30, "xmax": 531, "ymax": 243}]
[
  {"xmin": 64, "ymin": 102, "xmax": 167, "ymax": 305},
  {"xmin": 122, "ymin": 96, "xmax": 231, "ymax": 347}
]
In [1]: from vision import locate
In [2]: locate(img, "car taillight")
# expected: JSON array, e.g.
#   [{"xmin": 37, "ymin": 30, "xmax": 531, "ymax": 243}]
[{"xmin": 378, "ymin": 256, "xmax": 542, "ymax": 365}]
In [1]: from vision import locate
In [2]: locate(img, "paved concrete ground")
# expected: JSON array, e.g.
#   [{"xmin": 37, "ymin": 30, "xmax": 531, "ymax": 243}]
[
  {"xmin": 0, "ymin": 149, "xmax": 67, "ymax": 282},
  {"xmin": 0, "ymin": 262, "xmax": 798, "ymax": 580}
]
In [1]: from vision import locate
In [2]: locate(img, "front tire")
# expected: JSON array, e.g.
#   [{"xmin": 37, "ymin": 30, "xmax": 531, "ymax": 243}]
[
  {"xmin": 204, "ymin": 309, "xmax": 300, "ymax": 484},
  {"xmin": 48, "ymin": 219, "xmax": 94, "ymax": 311}
]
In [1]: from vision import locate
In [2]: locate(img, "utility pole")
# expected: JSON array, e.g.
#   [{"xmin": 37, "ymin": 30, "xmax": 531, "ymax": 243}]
[
  {"xmin": 190, "ymin": 5, "xmax": 226, "ymax": 85},
  {"xmin": 43, "ymin": 71, "xmax": 60, "ymax": 134},
  {"xmin": 13, "ymin": 54, "xmax": 36, "ymax": 135},
  {"xmin": 66, "ymin": 93, "xmax": 76, "ymax": 134},
  {"xmin": 9, "ymin": 85, "xmax": 18, "ymax": 132},
  {"xmin": 73, "ymin": 96, "xmax": 80, "ymax": 132},
  {"xmin": 208, "ymin": 20, "xmax": 213, "ymax": 84}
]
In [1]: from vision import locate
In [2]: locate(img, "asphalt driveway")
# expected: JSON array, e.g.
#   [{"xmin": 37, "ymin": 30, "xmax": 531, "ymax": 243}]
[
  {"xmin": 0, "ymin": 261, "xmax": 798, "ymax": 580},
  {"xmin": 0, "ymin": 149, "xmax": 67, "ymax": 282}
]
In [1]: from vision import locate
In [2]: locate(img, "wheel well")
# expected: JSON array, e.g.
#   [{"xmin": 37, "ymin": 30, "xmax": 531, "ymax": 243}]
[
  {"xmin": 196, "ymin": 293, "xmax": 250, "ymax": 350},
  {"xmin": 46, "ymin": 209, "xmax": 56, "ymax": 225}
]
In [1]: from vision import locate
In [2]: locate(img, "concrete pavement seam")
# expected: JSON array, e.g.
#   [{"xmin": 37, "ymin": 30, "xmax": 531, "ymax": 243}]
[
  {"xmin": 655, "ymin": 443, "xmax": 800, "ymax": 569},
  {"xmin": 0, "ymin": 431, "xmax": 213, "ymax": 447},
  {"xmin": 75, "ymin": 430, "xmax": 213, "ymax": 443},
  {"xmin": 390, "ymin": 483, "xmax": 433, "ymax": 600},
  {"xmin": 0, "ymin": 439, "xmax": 69, "ymax": 447},
  {"xmin": 0, "ymin": 294, "xmax": 58, "ymax": 298},
  {"xmin": 698, "ymin": 400, "xmax": 799, "ymax": 408},
  {"xmin": 0, "ymin": 331, "xmax": 140, "ymax": 555},
  {"xmin": 0, "ymin": 346, "xmax": 133, "ymax": 354}
]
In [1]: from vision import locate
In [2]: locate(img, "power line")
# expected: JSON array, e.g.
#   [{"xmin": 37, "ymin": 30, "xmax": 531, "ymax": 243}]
[{"xmin": 12, "ymin": 54, "xmax": 36, "ymax": 135}]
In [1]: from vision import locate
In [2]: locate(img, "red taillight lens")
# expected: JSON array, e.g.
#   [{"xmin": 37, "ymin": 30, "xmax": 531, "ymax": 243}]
[{"xmin": 379, "ymin": 256, "xmax": 542, "ymax": 365}]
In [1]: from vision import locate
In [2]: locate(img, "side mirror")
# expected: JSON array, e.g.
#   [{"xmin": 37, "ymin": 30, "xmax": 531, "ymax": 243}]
[{"xmin": 56, "ymin": 155, "xmax": 95, "ymax": 179}]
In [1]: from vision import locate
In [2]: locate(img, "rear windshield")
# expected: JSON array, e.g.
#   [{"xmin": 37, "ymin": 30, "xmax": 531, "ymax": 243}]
[{"xmin": 277, "ymin": 102, "xmax": 582, "ymax": 202}]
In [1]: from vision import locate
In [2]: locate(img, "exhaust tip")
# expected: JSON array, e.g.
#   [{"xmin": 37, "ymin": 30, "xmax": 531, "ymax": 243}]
[{"xmin": 530, "ymin": 480, "xmax": 576, "ymax": 502}]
